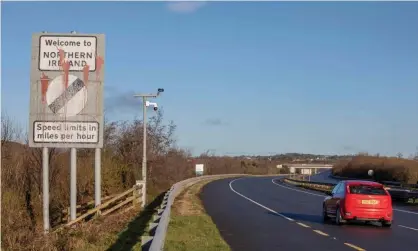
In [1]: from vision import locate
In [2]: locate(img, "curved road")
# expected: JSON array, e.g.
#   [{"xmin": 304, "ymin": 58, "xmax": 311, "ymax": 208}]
[
  {"xmin": 201, "ymin": 176, "xmax": 418, "ymax": 251},
  {"xmin": 309, "ymin": 169, "xmax": 339, "ymax": 184},
  {"xmin": 309, "ymin": 170, "xmax": 418, "ymax": 213}
]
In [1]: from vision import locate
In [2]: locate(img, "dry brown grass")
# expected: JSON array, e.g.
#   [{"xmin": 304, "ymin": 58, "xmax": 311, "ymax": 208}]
[
  {"xmin": 332, "ymin": 155, "xmax": 418, "ymax": 184},
  {"xmin": 1, "ymin": 111, "xmax": 277, "ymax": 250},
  {"xmin": 171, "ymin": 179, "xmax": 217, "ymax": 216},
  {"xmin": 1, "ymin": 110, "xmax": 189, "ymax": 250}
]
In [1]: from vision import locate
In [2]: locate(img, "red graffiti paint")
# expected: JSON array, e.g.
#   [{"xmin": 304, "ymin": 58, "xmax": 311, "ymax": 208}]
[
  {"xmin": 42, "ymin": 42, "xmax": 104, "ymax": 96},
  {"xmin": 57, "ymin": 47, "xmax": 70, "ymax": 88},
  {"xmin": 96, "ymin": 55, "xmax": 104, "ymax": 80},
  {"xmin": 83, "ymin": 65, "xmax": 90, "ymax": 85},
  {"xmin": 62, "ymin": 61, "xmax": 70, "ymax": 88},
  {"xmin": 40, "ymin": 73, "xmax": 49, "ymax": 103}
]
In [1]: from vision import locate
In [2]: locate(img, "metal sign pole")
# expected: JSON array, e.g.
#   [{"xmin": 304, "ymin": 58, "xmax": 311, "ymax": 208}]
[
  {"xmin": 30, "ymin": 32, "xmax": 106, "ymax": 231},
  {"xmin": 70, "ymin": 148, "xmax": 77, "ymax": 221},
  {"xmin": 133, "ymin": 89, "xmax": 164, "ymax": 208},
  {"xmin": 142, "ymin": 96, "xmax": 147, "ymax": 206},
  {"xmin": 95, "ymin": 148, "xmax": 101, "ymax": 206},
  {"xmin": 42, "ymin": 147, "xmax": 50, "ymax": 233}
]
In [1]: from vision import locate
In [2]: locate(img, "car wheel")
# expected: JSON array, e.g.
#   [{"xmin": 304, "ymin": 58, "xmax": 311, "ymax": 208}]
[
  {"xmin": 382, "ymin": 221, "xmax": 392, "ymax": 228},
  {"xmin": 323, "ymin": 205, "xmax": 329, "ymax": 222},
  {"xmin": 335, "ymin": 206, "xmax": 345, "ymax": 225}
]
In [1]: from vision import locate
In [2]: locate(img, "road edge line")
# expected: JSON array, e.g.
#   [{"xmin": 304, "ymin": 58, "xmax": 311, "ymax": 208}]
[{"xmin": 229, "ymin": 178, "xmax": 294, "ymax": 221}]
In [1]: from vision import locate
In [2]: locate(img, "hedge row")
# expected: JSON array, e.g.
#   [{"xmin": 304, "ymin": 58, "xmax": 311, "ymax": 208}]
[{"xmin": 332, "ymin": 156, "xmax": 418, "ymax": 184}]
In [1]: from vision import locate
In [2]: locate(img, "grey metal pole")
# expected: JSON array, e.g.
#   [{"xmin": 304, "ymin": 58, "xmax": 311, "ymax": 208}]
[
  {"xmin": 142, "ymin": 96, "xmax": 147, "ymax": 206},
  {"xmin": 42, "ymin": 147, "xmax": 50, "ymax": 233},
  {"xmin": 95, "ymin": 148, "xmax": 101, "ymax": 207},
  {"xmin": 133, "ymin": 89, "xmax": 164, "ymax": 207},
  {"xmin": 70, "ymin": 148, "xmax": 77, "ymax": 221}
]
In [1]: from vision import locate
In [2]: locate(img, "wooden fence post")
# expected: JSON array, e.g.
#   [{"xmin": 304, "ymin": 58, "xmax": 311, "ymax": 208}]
[
  {"xmin": 132, "ymin": 184, "xmax": 142, "ymax": 209},
  {"xmin": 135, "ymin": 181, "xmax": 146, "ymax": 208}
]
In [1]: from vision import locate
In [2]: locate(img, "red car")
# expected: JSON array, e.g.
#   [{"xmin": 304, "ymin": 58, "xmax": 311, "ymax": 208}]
[{"xmin": 323, "ymin": 180, "xmax": 393, "ymax": 227}]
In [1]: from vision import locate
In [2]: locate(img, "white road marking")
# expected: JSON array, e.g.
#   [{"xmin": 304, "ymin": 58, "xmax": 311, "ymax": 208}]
[
  {"xmin": 297, "ymin": 222, "xmax": 310, "ymax": 228},
  {"xmin": 229, "ymin": 178, "xmax": 294, "ymax": 221},
  {"xmin": 271, "ymin": 178, "xmax": 418, "ymax": 215},
  {"xmin": 393, "ymin": 208, "xmax": 418, "ymax": 215},
  {"xmin": 271, "ymin": 179, "xmax": 326, "ymax": 197},
  {"xmin": 229, "ymin": 177, "xmax": 368, "ymax": 250},
  {"xmin": 313, "ymin": 229, "xmax": 329, "ymax": 236},
  {"xmin": 398, "ymin": 225, "xmax": 418, "ymax": 231},
  {"xmin": 344, "ymin": 243, "xmax": 366, "ymax": 251}
]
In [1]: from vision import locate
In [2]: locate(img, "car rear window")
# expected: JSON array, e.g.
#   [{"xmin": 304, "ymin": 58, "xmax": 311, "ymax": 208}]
[{"xmin": 348, "ymin": 185, "xmax": 387, "ymax": 195}]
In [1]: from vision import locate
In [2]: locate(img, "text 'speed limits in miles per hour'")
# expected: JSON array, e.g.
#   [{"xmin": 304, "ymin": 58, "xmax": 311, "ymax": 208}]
[{"xmin": 33, "ymin": 121, "xmax": 99, "ymax": 144}]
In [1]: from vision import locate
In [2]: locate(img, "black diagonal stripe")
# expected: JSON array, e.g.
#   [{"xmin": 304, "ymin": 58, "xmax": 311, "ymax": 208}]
[{"xmin": 49, "ymin": 78, "xmax": 85, "ymax": 114}]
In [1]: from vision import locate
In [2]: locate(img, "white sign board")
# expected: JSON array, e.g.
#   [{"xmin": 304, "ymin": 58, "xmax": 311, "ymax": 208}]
[
  {"xmin": 195, "ymin": 164, "xmax": 204, "ymax": 173},
  {"xmin": 39, "ymin": 35, "xmax": 97, "ymax": 71},
  {"xmin": 29, "ymin": 32, "xmax": 105, "ymax": 149},
  {"xmin": 301, "ymin": 169, "xmax": 312, "ymax": 175},
  {"xmin": 33, "ymin": 121, "xmax": 99, "ymax": 144}
]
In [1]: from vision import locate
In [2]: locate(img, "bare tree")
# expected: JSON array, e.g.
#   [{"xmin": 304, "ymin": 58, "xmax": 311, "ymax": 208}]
[
  {"xmin": 1, "ymin": 112, "xmax": 23, "ymax": 144},
  {"xmin": 414, "ymin": 147, "xmax": 418, "ymax": 161}
]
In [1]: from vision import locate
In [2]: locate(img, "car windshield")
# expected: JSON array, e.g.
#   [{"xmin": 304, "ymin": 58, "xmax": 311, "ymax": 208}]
[{"xmin": 349, "ymin": 185, "xmax": 387, "ymax": 195}]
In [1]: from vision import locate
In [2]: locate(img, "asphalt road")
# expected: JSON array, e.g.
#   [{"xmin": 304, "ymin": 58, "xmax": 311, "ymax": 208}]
[
  {"xmin": 201, "ymin": 176, "xmax": 418, "ymax": 251},
  {"xmin": 309, "ymin": 169, "xmax": 339, "ymax": 184},
  {"xmin": 308, "ymin": 170, "xmax": 418, "ymax": 213}
]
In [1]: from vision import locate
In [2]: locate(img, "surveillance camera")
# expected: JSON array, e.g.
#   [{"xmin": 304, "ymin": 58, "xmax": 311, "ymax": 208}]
[{"xmin": 145, "ymin": 101, "xmax": 158, "ymax": 111}]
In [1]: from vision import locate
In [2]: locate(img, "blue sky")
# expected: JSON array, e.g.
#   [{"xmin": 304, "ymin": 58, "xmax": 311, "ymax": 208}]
[{"xmin": 2, "ymin": 1, "xmax": 418, "ymax": 156}]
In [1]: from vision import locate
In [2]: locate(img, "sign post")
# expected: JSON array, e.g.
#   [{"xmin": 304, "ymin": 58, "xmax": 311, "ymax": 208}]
[
  {"xmin": 42, "ymin": 147, "xmax": 50, "ymax": 231},
  {"xmin": 70, "ymin": 148, "xmax": 77, "ymax": 220},
  {"xmin": 95, "ymin": 148, "xmax": 101, "ymax": 207},
  {"xmin": 29, "ymin": 32, "xmax": 105, "ymax": 232}
]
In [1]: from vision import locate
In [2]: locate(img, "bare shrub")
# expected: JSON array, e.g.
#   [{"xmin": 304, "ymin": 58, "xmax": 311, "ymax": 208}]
[
  {"xmin": 332, "ymin": 155, "xmax": 418, "ymax": 184},
  {"xmin": 2, "ymin": 108, "xmax": 279, "ymax": 250}
]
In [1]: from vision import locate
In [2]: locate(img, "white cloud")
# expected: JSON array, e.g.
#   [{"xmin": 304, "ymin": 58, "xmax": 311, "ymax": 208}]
[{"xmin": 166, "ymin": 1, "xmax": 207, "ymax": 14}]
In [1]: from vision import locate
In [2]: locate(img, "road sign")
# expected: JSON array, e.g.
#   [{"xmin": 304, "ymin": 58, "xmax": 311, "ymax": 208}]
[
  {"xmin": 195, "ymin": 164, "xmax": 204, "ymax": 176},
  {"xmin": 29, "ymin": 32, "xmax": 105, "ymax": 148},
  {"xmin": 39, "ymin": 35, "xmax": 97, "ymax": 71},
  {"xmin": 46, "ymin": 74, "xmax": 88, "ymax": 118},
  {"xmin": 33, "ymin": 121, "xmax": 99, "ymax": 144}
]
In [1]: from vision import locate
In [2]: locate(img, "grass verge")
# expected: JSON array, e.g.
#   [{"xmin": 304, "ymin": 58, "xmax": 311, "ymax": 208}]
[{"xmin": 164, "ymin": 178, "xmax": 231, "ymax": 251}]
